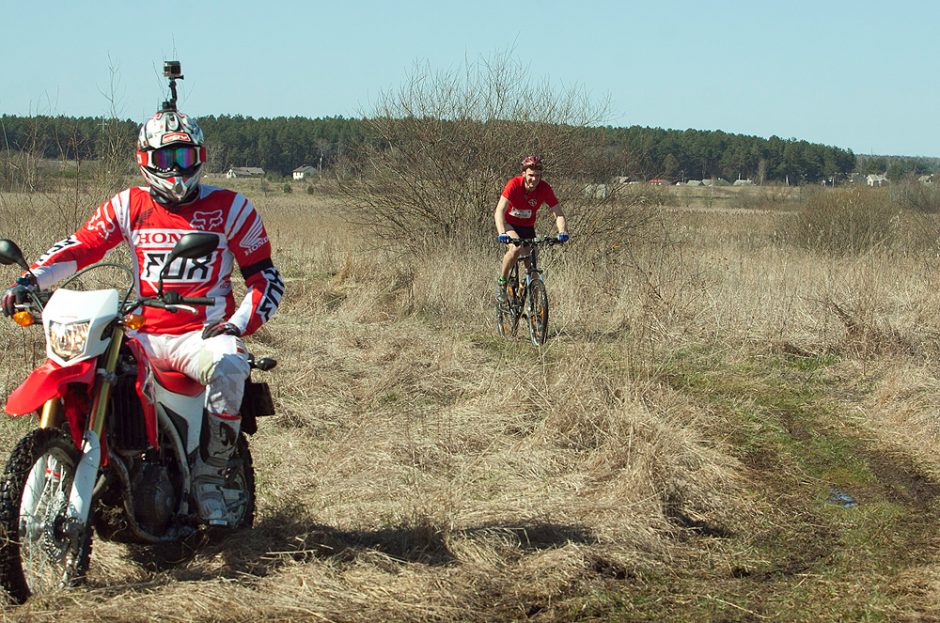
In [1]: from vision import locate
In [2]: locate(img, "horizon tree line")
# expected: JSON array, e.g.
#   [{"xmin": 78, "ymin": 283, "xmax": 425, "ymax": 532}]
[{"xmin": 2, "ymin": 113, "xmax": 932, "ymax": 184}]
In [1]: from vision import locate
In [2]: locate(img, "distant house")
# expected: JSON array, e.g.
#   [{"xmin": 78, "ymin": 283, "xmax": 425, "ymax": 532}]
[
  {"xmin": 866, "ymin": 174, "xmax": 888, "ymax": 187},
  {"xmin": 292, "ymin": 165, "xmax": 318, "ymax": 181},
  {"xmin": 732, "ymin": 179, "xmax": 754, "ymax": 186},
  {"xmin": 649, "ymin": 178, "xmax": 672, "ymax": 186},
  {"xmin": 919, "ymin": 174, "xmax": 934, "ymax": 185},
  {"xmin": 685, "ymin": 180, "xmax": 703, "ymax": 186},
  {"xmin": 225, "ymin": 167, "xmax": 265, "ymax": 179}
]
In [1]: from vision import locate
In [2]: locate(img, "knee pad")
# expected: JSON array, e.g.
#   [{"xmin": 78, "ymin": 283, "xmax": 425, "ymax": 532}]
[{"xmin": 200, "ymin": 351, "xmax": 250, "ymax": 415}]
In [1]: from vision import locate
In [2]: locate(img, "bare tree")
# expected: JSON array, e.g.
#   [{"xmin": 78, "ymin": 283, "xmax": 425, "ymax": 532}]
[{"xmin": 340, "ymin": 52, "xmax": 610, "ymax": 252}]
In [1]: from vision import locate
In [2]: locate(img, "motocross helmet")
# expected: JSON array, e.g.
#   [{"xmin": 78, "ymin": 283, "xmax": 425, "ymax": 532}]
[
  {"xmin": 136, "ymin": 111, "xmax": 206, "ymax": 206},
  {"xmin": 520, "ymin": 154, "xmax": 543, "ymax": 171}
]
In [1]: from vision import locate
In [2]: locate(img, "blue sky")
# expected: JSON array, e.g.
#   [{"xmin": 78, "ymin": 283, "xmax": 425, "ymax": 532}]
[{"xmin": 4, "ymin": 1, "xmax": 937, "ymax": 157}]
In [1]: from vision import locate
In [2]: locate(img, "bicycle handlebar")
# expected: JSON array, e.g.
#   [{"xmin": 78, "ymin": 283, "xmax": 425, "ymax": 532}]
[{"xmin": 506, "ymin": 235, "xmax": 565, "ymax": 246}]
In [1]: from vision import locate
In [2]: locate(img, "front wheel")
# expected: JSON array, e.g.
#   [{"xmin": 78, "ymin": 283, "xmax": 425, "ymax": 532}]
[
  {"xmin": 496, "ymin": 284, "xmax": 520, "ymax": 338},
  {"xmin": 527, "ymin": 279, "xmax": 549, "ymax": 346},
  {"xmin": 0, "ymin": 428, "xmax": 92, "ymax": 603}
]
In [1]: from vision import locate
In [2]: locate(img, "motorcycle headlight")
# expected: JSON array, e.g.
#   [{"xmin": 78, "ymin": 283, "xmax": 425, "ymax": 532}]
[{"xmin": 48, "ymin": 320, "xmax": 90, "ymax": 361}]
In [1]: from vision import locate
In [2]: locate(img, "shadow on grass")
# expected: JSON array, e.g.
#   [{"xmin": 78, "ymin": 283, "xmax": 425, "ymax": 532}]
[{"xmin": 117, "ymin": 505, "xmax": 596, "ymax": 585}]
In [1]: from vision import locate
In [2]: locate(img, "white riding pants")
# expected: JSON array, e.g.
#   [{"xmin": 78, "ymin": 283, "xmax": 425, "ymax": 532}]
[{"xmin": 133, "ymin": 330, "xmax": 251, "ymax": 416}]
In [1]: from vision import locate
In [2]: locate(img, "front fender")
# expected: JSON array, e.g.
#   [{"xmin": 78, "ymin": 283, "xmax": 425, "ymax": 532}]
[{"xmin": 4, "ymin": 359, "xmax": 97, "ymax": 416}]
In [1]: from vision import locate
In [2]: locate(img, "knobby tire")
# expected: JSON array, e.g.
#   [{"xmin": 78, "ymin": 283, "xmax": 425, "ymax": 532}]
[
  {"xmin": 496, "ymin": 284, "xmax": 521, "ymax": 338},
  {"xmin": 0, "ymin": 428, "xmax": 92, "ymax": 603},
  {"xmin": 527, "ymin": 279, "xmax": 549, "ymax": 346}
]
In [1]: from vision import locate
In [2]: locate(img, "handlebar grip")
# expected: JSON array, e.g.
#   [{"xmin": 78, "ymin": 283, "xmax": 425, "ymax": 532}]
[{"xmin": 179, "ymin": 297, "xmax": 215, "ymax": 306}]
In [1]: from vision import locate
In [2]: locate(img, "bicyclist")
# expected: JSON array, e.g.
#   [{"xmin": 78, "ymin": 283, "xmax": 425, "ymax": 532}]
[{"xmin": 494, "ymin": 155, "xmax": 569, "ymax": 302}]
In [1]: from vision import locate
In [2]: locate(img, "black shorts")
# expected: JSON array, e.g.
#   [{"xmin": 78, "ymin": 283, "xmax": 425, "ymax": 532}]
[{"xmin": 506, "ymin": 225, "xmax": 536, "ymax": 240}]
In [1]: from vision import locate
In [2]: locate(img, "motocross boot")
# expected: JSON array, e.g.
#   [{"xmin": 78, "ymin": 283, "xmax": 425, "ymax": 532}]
[{"xmin": 192, "ymin": 412, "xmax": 241, "ymax": 526}]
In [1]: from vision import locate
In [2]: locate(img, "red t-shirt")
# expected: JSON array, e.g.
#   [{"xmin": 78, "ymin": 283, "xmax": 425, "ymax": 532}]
[{"xmin": 500, "ymin": 176, "xmax": 559, "ymax": 227}]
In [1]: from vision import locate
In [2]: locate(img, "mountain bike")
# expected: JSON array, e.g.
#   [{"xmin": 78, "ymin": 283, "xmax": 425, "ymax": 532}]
[{"xmin": 496, "ymin": 236, "xmax": 563, "ymax": 346}]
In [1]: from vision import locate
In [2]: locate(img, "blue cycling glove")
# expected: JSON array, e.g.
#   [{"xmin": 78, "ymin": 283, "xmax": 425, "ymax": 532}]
[
  {"xmin": 557, "ymin": 232, "xmax": 570, "ymax": 243},
  {"xmin": 497, "ymin": 233, "xmax": 511, "ymax": 244}
]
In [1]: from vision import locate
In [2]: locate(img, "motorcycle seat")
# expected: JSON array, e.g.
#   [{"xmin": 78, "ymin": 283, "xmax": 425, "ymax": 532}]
[{"xmin": 151, "ymin": 366, "xmax": 205, "ymax": 397}]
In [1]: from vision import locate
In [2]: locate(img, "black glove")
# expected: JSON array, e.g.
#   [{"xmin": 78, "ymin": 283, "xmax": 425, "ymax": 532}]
[
  {"xmin": 201, "ymin": 322, "xmax": 241, "ymax": 340},
  {"xmin": 2, "ymin": 284, "xmax": 33, "ymax": 317}
]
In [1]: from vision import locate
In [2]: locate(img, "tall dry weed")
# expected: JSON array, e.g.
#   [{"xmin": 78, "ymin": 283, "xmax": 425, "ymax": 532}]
[{"xmin": 781, "ymin": 185, "xmax": 937, "ymax": 255}]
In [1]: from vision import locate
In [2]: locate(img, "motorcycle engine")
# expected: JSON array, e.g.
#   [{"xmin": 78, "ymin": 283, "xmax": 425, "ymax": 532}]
[{"xmin": 130, "ymin": 462, "xmax": 176, "ymax": 534}]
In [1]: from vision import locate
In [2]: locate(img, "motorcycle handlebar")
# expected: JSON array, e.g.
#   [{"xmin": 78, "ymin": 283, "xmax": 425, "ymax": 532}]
[
  {"xmin": 136, "ymin": 295, "xmax": 215, "ymax": 310},
  {"xmin": 177, "ymin": 296, "xmax": 215, "ymax": 306}
]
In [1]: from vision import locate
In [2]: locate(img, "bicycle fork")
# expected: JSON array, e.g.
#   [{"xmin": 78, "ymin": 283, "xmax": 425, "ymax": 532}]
[{"xmin": 523, "ymin": 271, "xmax": 541, "ymax": 312}]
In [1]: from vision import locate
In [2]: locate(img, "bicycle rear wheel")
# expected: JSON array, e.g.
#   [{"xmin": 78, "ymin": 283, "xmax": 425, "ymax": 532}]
[{"xmin": 526, "ymin": 279, "xmax": 549, "ymax": 345}]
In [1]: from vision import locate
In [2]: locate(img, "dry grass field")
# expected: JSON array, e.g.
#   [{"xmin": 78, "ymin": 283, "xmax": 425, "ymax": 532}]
[{"xmin": 1, "ymin": 181, "xmax": 940, "ymax": 621}]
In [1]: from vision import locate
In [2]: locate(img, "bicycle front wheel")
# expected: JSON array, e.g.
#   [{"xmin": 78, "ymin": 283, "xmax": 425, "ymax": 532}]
[
  {"xmin": 496, "ymin": 291, "xmax": 520, "ymax": 338},
  {"xmin": 527, "ymin": 279, "xmax": 549, "ymax": 345}
]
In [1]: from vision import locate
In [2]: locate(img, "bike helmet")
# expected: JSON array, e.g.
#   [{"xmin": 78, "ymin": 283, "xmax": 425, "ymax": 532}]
[
  {"xmin": 136, "ymin": 111, "xmax": 206, "ymax": 206},
  {"xmin": 520, "ymin": 155, "xmax": 543, "ymax": 171}
]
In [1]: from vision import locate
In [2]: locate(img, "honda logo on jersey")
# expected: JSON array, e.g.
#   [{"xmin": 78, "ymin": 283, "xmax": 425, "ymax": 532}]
[
  {"xmin": 239, "ymin": 215, "xmax": 269, "ymax": 254},
  {"xmin": 134, "ymin": 229, "xmax": 189, "ymax": 247}
]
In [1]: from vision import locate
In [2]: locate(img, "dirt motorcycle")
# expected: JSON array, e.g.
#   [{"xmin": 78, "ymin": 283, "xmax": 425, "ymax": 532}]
[{"xmin": 0, "ymin": 232, "xmax": 276, "ymax": 603}]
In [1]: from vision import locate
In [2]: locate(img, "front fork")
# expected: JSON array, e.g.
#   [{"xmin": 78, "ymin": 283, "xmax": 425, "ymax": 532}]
[
  {"xmin": 55, "ymin": 326, "xmax": 124, "ymax": 529},
  {"xmin": 524, "ymin": 270, "xmax": 541, "ymax": 310}
]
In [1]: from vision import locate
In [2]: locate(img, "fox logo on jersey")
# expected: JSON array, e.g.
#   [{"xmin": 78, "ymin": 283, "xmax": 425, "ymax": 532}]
[
  {"xmin": 192, "ymin": 210, "xmax": 224, "ymax": 230},
  {"xmin": 142, "ymin": 251, "xmax": 215, "ymax": 284},
  {"xmin": 86, "ymin": 204, "xmax": 117, "ymax": 238}
]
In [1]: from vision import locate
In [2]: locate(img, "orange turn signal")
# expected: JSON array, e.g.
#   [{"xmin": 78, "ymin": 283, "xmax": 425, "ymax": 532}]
[
  {"xmin": 12, "ymin": 311, "xmax": 33, "ymax": 327},
  {"xmin": 122, "ymin": 313, "xmax": 145, "ymax": 330}
]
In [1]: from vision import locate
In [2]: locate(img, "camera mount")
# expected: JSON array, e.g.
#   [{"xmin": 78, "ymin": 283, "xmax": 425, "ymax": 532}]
[{"xmin": 160, "ymin": 60, "xmax": 184, "ymax": 112}]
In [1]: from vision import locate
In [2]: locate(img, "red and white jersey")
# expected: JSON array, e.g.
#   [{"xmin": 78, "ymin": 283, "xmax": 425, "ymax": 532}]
[{"xmin": 29, "ymin": 185, "xmax": 283, "ymax": 336}]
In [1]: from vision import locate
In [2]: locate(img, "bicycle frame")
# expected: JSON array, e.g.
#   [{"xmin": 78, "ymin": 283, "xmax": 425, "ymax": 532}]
[
  {"xmin": 497, "ymin": 236, "xmax": 557, "ymax": 345},
  {"xmin": 507, "ymin": 243, "xmax": 539, "ymax": 301}
]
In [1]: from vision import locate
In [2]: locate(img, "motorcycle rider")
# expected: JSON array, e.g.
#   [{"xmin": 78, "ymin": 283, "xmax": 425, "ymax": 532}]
[{"xmin": 1, "ymin": 106, "xmax": 284, "ymax": 527}]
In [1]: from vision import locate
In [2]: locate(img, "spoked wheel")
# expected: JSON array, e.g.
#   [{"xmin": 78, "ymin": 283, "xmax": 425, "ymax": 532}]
[
  {"xmin": 496, "ymin": 287, "xmax": 520, "ymax": 338},
  {"xmin": 0, "ymin": 428, "xmax": 92, "ymax": 603},
  {"xmin": 527, "ymin": 279, "xmax": 549, "ymax": 346}
]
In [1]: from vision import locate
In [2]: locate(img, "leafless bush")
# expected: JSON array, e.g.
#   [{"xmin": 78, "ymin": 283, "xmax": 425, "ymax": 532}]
[
  {"xmin": 0, "ymin": 117, "xmax": 49, "ymax": 193},
  {"xmin": 1, "ymin": 61, "xmax": 134, "ymax": 239},
  {"xmin": 728, "ymin": 184, "xmax": 800, "ymax": 211},
  {"xmin": 340, "ymin": 53, "xmax": 610, "ymax": 252},
  {"xmin": 890, "ymin": 178, "xmax": 940, "ymax": 214},
  {"xmin": 779, "ymin": 186, "xmax": 924, "ymax": 255}
]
